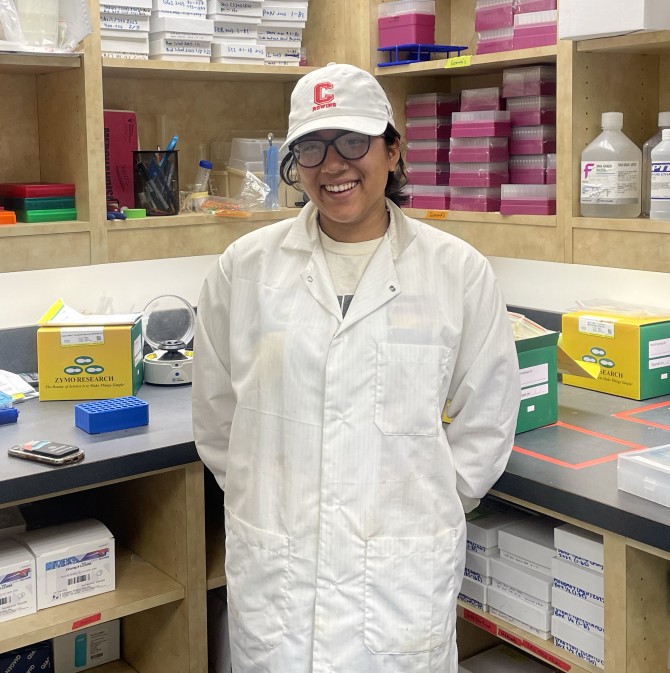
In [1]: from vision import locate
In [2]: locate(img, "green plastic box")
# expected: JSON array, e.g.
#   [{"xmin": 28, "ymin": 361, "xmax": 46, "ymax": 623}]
[{"xmin": 15, "ymin": 207, "xmax": 77, "ymax": 223}]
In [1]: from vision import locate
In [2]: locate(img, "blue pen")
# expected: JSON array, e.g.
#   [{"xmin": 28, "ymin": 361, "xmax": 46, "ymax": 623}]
[{"xmin": 160, "ymin": 135, "xmax": 179, "ymax": 169}]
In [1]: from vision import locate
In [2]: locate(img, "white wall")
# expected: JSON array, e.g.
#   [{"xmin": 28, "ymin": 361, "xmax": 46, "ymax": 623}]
[{"xmin": 0, "ymin": 255, "xmax": 668, "ymax": 329}]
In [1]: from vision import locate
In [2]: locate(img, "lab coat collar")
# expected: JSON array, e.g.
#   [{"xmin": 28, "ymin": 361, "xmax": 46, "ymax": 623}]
[{"xmin": 281, "ymin": 199, "xmax": 418, "ymax": 260}]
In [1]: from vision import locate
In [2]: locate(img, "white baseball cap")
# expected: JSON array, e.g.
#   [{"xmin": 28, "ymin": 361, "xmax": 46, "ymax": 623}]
[{"xmin": 281, "ymin": 62, "xmax": 396, "ymax": 152}]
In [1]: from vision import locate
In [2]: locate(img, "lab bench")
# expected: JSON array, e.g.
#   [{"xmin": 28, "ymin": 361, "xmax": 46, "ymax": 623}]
[{"xmin": 0, "ymin": 384, "xmax": 668, "ymax": 673}]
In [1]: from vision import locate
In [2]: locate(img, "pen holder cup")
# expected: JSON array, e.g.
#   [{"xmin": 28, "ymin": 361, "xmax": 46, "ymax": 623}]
[{"xmin": 133, "ymin": 150, "xmax": 179, "ymax": 216}]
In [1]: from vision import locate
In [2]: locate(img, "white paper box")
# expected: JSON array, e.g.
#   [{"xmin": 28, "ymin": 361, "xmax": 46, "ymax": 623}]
[
  {"xmin": 101, "ymin": 37, "xmax": 150, "ymax": 54},
  {"xmin": 498, "ymin": 517, "xmax": 557, "ymax": 573},
  {"xmin": 551, "ymin": 614, "xmax": 605, "ymax": 669},
  {"xmin": 102, "ymin": 0, "xmax": 152, "ymax": 8},
  {"xmin": 211, "ymin": 42, "xmax": 265, "ymax": 59},
  {"xmin": 207, "ymin": 0, "xmax": 263, "ymax": 18},
  {"xmin": 52, "ymin": 620, "xmax": 121, "ymax": 673},
  {"xmin": 460, "ymin": 644, "xmax": 557, "ymax": 672},
  {"xmin": 551, "ymin": 556, "xmax": 604, "ymax": 607},
  {"xmin": 487, "ymin": 584, "xmax": 553, "ymax": 638},
  {"xmin": 150, "ymin": 38, "xmax": 212, "ymax": 56},
  {"xmin": 552, "ymin": 586, "xmax": 605, "ymax": 634},
  {"xmin": 490, "ymin": 554, "xmax": 552, "ymax": 605},
  {"xmin": 150, "ymin": 15, "xmax": 214, "ymax": 34},
  {"xmin": 0, "ymin": 538, "xmax": 36, "ymax": 623},
  {"xmin": 16, "ymin": 519, "xmax": 115, "ymax": 610},
  {"xmin": 256, "ymin": 27, "xmax": 302, "ymax": 45},
  {"xmin": 154, "ymin": 0, "xmax": 207, "ymax": 17},
  {"xmin": 554, "ymin": 523, "xmax": 604, "ymax": 573},
  {"xmin": 213, "ymin": 21, "xmax": 258, "ymax": 41},
  {"xmin": 458, "ymin": 576, "xmax": 488, "ymax": 611},
  {"xmin": 101, "ymin": 13, "xmax": 151, "ymax": 31},
  {"xmin": 465, "ymin": 508, "xmax": 531, "ymax": 555},
  {"xmin": 558, "ymin": 0, "xmax": 670, "ymax": 41},
  {"xmin": 464, "ymin": 549, "xmax": 495, "ymax": 584}
]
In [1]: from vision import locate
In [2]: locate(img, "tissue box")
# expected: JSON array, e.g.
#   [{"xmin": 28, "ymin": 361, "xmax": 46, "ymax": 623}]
[{"xmin": 561, "ymin": 310, "xmax": 670, "ymax": 400}]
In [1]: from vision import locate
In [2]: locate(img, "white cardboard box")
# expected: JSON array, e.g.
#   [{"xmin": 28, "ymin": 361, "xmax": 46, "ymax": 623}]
[
  {"xmin": 551, "ymin": 614, "xmax": 605, "ymax": 669},
  {"xmin": 554, "ymin": 523, "xmax": 604, "ymax": 574},
  {"xmin": 458, "ymin": 576, "xmax": 488, "ymax": 611},
  {"xmin": 551, "ymin": 556, "xmax": 604, "ymax": 607},
  {"xmin": 0, "ymin": 538, "xmax": 36, "ymax": 623},
  {"xmin": 490, "ymin": 554, "xmax": 552, "ymax": 606},
  {"xmin": 460, "ymin": 643, "xmax": 557, "ymax": 672},
  {"xmin": 558, "ymin": 0, "xmax": 670, "ymax": 41},
  {"xmin": 487, "ymin": 584, "xmax": 553, "ymax": 638},
  {"xmin": 52, "ymin": 619, "xmax": 121, "ymax": 673},
  {"xmin": 465, "ymin": 508, "xmax": 531, "ymax": 555},
  {"xmin": 552, "ymin": 586, "xmax": 605, "ymax": 634},
  {"xmin": 16, "ymin": 519, "xmax": 115, "ymax": 610},
  {"xmin": 498, "ymin": 517, "xmax": 557, "ymax": 574},
  {"xmin": 464, "ymin": 549, "xmax": 496, "ymax": 585}
]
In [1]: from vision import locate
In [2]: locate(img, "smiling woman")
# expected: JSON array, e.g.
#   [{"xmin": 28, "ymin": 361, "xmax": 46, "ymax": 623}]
[{"xmin": 193, "ymin": 62, "xmax": 521, "ymax": 673}]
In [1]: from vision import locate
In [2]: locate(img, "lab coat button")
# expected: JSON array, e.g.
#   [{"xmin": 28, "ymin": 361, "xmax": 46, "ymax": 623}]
[
  {"xmin": 389, "ymin": 285, "xmax": 396, "ymax": 292},
  {"xmin": 307, "ymin": 275, "xmax": 313, "ymax": 282}
]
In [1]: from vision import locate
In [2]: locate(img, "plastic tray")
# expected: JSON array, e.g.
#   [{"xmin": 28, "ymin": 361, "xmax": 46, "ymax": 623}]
[
  {"xmin": 378, "ymin": 43, "xmax": 467, "ymax": 67},
  {"xmin": 617, "ymin": 444, "xmax": 670, "ymax": 508},
  {"xmin": 15, "ymin": 208, "xmax": 77, "ymax": 223},
  {"xmin": 0, "ymin": 182, "xmax": 75, "ymax": 198},
  {"xmin": 2, "ymin": 196, "xmax": 75, "ymax": 211},
  {"xmin": 75, "ymin": 396, "xmax": 149, "ymax": 434}
]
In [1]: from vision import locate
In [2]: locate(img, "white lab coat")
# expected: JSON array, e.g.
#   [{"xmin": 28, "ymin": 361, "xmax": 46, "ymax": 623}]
[{"xmin": 193, "ymin": 200, "xmax": 520, "ymax": 673}]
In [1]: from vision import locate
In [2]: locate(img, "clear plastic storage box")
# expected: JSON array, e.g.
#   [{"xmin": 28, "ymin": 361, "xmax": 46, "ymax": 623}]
[
  {"xmin": 405, "ymin": 117, "xmax": 452, "ymax": 140},
  {"xmin": 459, "ymin": 87, "xmax": 503, "ymax": 112},
  {"xmin": 506, "ymin": 95, "xmax": 556, "ymax": 126},
  {"xmin": 545, "ymin": 153, "xmax": 556, "ymax": 183},
  {"xmin": 502, "ymin": 65, "xmax": 556, "ymax": 97},
  {"xmin": 406, "ymin": 162, "xmax": 450, "ymax": 185},
  {"xmin": 474, "ymin": 0, "xmax": 514, "ymax": 32},
  {"xmin": 617, "ymin": 444, "xmax": 670, "ymax": 508},
  {"xmin": 406, "ymin": 140, "xmax": 450, "ymax": 163},
  {"xmin": 509, "ymin": 155, "xmax": 547, "ymax": 183},
  {"xmin": 513, "ymin": 10, "xmax": 557, "ymax": 50},
  {"xmin": 476, "ymin": 26, "xmax": 514, "ymax": 54},
  {"xmin": 509, "ymin": 125, "xmax": 556, "ymax": 154},
  {"xmin": 407, "ymin": 184, "xmax": 451, "ymax": 209},
  {"xmin": 406, "ymin": 92, "xmax": 460, "ymax": 118},
  {"xmin": 449, "ymin": 161, "xmax": 509, "ymax": 187},
  {"xmin": 449, "ymin": 136, "xmax": 509, "ymax": 162},
  {"xmin": 500, "ymin": 184, "xmax": 556, "ymax": 214},
  {"xmin": 516, "ymin": 0, "xmax": 557, "ymax": 12},
  {"xmin": 378, "ymin": 0, "xmax": 436, "ymax": 48},
  {"xmin": 451, "ymin": 186, "xmax": 502, "ymax": 212},
  {"xmin": 451, "ymin": 111, "xmax": 511, "ymax": 138}
]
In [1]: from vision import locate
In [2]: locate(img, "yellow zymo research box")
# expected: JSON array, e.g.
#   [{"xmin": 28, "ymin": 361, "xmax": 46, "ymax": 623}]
[
  {"xmin": 37, "ymin": 299, "xmax": 143, "ymax": 401},
  {"xmin": 561, "ymin": 310, "xmax": 670, "ymax": 400}
]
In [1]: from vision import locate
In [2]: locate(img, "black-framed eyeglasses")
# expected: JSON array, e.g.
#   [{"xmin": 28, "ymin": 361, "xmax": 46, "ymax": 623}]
[{"xmin": 290, "ymin": 131, "xmax": 372, "ymax": 168}]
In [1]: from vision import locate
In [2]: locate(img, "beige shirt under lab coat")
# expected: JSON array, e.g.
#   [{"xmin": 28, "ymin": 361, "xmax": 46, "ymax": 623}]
[{"xmin": 193, "ymin": 200, "xmax": 520, "ymax": 673}]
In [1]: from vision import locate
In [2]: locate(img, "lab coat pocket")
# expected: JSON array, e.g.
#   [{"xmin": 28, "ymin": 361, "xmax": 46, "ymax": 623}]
[
  {"xmin": 375, "ymin": 343, "xmax": 450, "ymax": 436},
  {"xmin": 364, "ymin": 529, "xmax": 458, "ymax": 654},
  {"xmin": 225, "ymin": 507, "xmax": 291, "ymax": 650}
]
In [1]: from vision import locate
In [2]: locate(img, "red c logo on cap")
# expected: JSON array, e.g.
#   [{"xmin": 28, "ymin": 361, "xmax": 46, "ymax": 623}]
[{"xmin": 314, "ymin": 82, "xmax": 334, "ymax": 106}]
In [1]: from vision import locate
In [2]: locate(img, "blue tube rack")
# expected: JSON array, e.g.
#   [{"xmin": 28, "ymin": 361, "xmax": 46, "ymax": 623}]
[
  {"xmin": 75, "ymin": 396, "xmax": 149, "ymax": 434},
  {"xmin": 377, "ymin": 44, "xmax": 468, "ymax": 67}
]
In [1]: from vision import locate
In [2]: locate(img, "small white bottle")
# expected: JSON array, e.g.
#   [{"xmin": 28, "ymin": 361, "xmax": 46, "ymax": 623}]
[
  {"xmin": 641, "ymin": 111, "xmax": 670, "ymax": 216},
  {"xmin": 649, "ymin": 129, "xmax": 670, "ymax": 221},
  {"xmin": 580, "ymin": 112, "xmax": 641, "ymax": 218}
]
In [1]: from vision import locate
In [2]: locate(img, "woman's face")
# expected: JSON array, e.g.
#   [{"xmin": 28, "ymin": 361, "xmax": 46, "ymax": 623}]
[{"xmin": 295, "ymin": 129, "xmax": 400, "ymax": 242}]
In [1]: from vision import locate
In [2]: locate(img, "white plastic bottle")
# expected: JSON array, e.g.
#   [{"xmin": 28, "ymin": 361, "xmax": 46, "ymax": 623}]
[
  {"xmin": 649, "ymin": 129, "xmax": 670, "ymax": 221},
  {"xmin": 580, "ymin": 112, "xmax": 641, "ymax": 218},
  {"xmin": 641, "ymin": 111, "xmax": 670, "ymax": 216}
]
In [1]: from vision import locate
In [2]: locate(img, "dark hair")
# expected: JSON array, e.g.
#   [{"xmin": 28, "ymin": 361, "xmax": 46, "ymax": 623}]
[{"xmin": 280, "ymin": 123, "xmax": 409, "ymax": 207}]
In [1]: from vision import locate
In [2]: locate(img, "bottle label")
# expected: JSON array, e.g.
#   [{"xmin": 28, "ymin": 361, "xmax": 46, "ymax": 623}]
[
  {"xmin": 580, "ymin": 160, "xmax": 640, "ymax": 204},
  {"xmin": 650, "ymin": 162, "xmax": 670, "ymax": 201}
]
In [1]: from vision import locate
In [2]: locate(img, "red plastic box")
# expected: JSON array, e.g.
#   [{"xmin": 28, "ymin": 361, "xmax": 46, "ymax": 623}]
[
  {"xmin": 509, "ymin": 125, "xmax": 556, "ymax": 155},
  {"xmin": 406, "ymin": 140, "xmax": 450, "ymax": 163},
  {"xmin": 406, "ymin": 162, "xmax": 450, "ymax": 185},
  {"xmin": 406, "ymin": 92, "xmax": 460, "ymax": 118},
  {"xmin": 450, "ymin": 187, "xmax": 501, "ymax": 212},
  {"xmin": 451, "ymin": 111, "xmax": 511, "ymax": 138},
  {"xmin": 378, "ymin": 13, "xmax": 436, "ymax": 47},
  {"xmin": 449, "ymin": 162, "xmax": 509, "ymax": 187},
  {"xmin": 405, "ymin": 117, "xmax": 452, "ymax": 140},
  {"xmin": 449, "ymin": 137, "xmax": 509, "ymax": 163}
]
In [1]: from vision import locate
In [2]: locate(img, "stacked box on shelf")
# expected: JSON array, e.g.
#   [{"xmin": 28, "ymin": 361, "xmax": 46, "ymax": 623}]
[
  {"xmin": 501, "ymin": 64, "xmax": 556, "ymax": 214},
  {"xmin": 405, "ymin": 92, "xmax": 459, "ymax": 208},
  {"xmin": 0, "ymin": 183, "xmax": 76, "ymax": 223},
  {"xmin": 260, "ymin": 1, "xmax": 307, "ymax": 65},
  {"xmin": 378, "ymin": 0, "xmax": 436, "ymax": 49},
  {"xmin": 475, "ymin": 0, "xmax": 513, "ymax": 54},
  {"xmin": 100, "ymin": 0, "xmax": 152, "ymax": 59},
  {"xmin": 459, "ymin": 505, "xmax": 532, "ymax": 611},
  {"xmin": 513, "ymin": 9, "xmax": 557, "ymax": 49},
  {"xmin": 551, "ymin": 524, "xmax": 605, "ymax": 670},
  {"xmin": 490, "ymin": 516, "xmax": 559, "ymax": 639},
  {"xmin": 450, "ymin": 105, "xmax": 510, "ymax": 212},
  {"xmin": 149, "ymin": 15, "xmax": 214, "ymax": 62}
]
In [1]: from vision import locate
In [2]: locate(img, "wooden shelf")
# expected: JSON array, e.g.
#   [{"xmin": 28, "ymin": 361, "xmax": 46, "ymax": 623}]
[
  {"xmin": 0, "ymin": 220, "xmax": 91, "ymax": 238},
  {"xmin": 375, "ymin": 45, "xmax": 557, "ymax": 78},
  {"xmin": 457, "ymin": 602, "xmax": 599, "ymax": 673},
  {"xmin": 576, "ymin": 30, "xmax": 670, "ymax": 54},
  {"xmin": 407, "ymin": 209, "xmax": 556, "ymax": 228},
  {"xmin": 572, "ymin": 216, "xmax": 670, "ymax": 234},
  {"xmin": 0, "ymin": 546, "xmax": 185, "ymax": 653},
  {"xmin": 102, "ymin": 59, "xmax": 315, "ymax": 82},
  {"xmin": 0, "ymin": 51, "xmax": 81, "ymax": 75},
  {"xmin": 94, "ymin": 661, "xmax": 138, "ymax": 673}
]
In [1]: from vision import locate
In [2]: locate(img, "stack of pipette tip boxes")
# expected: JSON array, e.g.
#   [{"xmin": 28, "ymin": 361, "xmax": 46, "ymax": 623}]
[{"xmin": 0, "ymin": 183, "xmax": 76, "ymax": 223}]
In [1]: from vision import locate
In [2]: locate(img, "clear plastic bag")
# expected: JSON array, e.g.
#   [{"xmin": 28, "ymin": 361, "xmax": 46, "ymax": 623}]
[
  {"xmin": 193, "ymin": 171, "xmax": 270, "ymax": 218},
  {"xmin": 573, "ymin": 299, "xmax": 670, "ymax": 318}
]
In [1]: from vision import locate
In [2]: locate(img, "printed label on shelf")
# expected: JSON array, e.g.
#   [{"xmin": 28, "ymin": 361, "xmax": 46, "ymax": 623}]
[
  {"xmin": 72, "ymin": 613, "xmax": 102, "ymax": 630},
  {"xmin": 444, "ymin": 55, "xmax": 472, "ymax": 68},
  {"xmin": 425, "ymin": 210, "xmax": 448, "ymax": 220}
]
